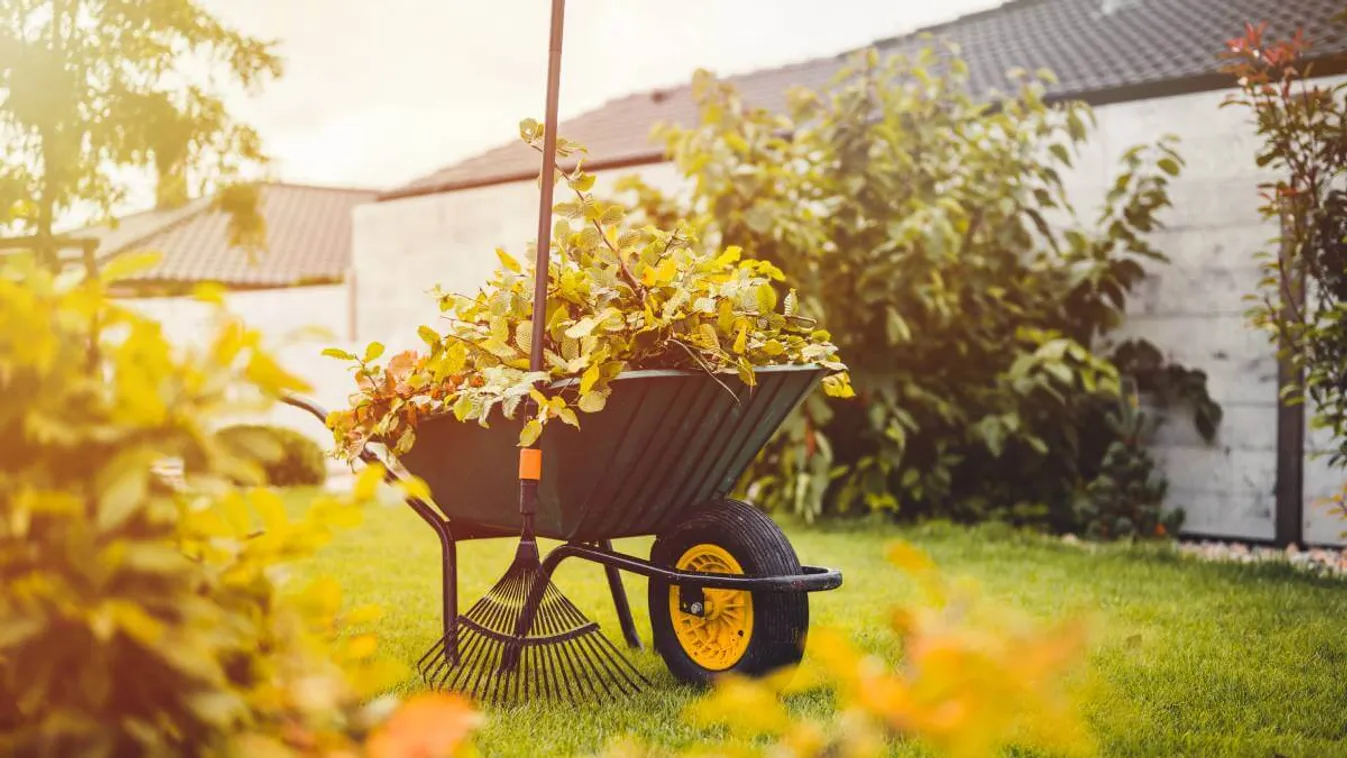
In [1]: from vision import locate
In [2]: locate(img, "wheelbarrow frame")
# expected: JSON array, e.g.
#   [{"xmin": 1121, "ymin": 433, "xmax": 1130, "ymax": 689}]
[{"xmin": 281, "ymin": 394, "xmax": 843, "ymax": 659}]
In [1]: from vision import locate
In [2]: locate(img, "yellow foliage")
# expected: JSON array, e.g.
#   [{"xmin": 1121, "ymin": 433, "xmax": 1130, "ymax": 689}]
[
  {"xmin": 0, "ymin": 252, "xmax": 482, "ymax": 757},
  {"xmin": 604, "ymin": 540, "xmax": 1095, "ymax": 758},
  {"xmin": 365, "ymin": 693, "xmax": 483, "ymax": 758}
]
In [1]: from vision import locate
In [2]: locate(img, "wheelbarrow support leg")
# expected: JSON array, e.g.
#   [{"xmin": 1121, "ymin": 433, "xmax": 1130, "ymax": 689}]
[{"xmin": 600, "ymin": 539, "xmax": 642, "ymax": 650}]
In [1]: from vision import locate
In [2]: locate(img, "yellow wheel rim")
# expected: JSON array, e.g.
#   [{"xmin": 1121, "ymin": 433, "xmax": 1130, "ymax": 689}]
[{"xmin": 669, "ymin": 543, "xmax": 754, "ymax": 671}]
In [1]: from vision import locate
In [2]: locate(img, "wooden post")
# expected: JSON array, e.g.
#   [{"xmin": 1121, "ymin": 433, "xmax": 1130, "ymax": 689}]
[{"xmin": 1274, "ymin": 210, "xmax": 1306, "ymax": 547}]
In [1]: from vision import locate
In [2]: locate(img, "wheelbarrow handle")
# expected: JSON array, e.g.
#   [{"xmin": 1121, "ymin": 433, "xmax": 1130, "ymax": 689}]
[
  {"xmin": 281, "ymin": 393, "xmax": 330, "ymax": 425},
  {"xmin": 541, "ymin": 542, "xmax": 844, "ymax": 593},
  {"xmin": 280, "ymin": 393, "xmax": 386, "ymax": 471}
]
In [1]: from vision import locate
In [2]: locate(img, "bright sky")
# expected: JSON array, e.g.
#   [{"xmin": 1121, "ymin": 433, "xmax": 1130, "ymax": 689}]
[{"xmin": 197, "ymin": 0, "xmax": 1000, "ymax": 192}]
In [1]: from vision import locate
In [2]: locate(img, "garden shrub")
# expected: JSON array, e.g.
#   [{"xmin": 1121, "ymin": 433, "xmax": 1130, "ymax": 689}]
[
  {"xmin": 0, "ymin": 253, "xmax": 476, "ymax": 757},
  {"xmin": 325, "ymin": 124, "xmax": 851, "ymax": 460},
  {"xmin": 1072, "ymin": 387, "xmax": 1181, "ymax": 540},
  {"xmin": 216, "ymin": 423, "xmax": 328, "ymax": 487},
  {"xmin": 1223, "ymin": 26, "xmax": 1347, "ymax": 474},
  {"xmin": 617, "ymin": 44, "xmax": 1218, "ymax": 536}
]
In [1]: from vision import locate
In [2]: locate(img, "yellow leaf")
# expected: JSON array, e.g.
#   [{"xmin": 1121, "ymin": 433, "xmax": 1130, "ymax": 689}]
[
  {"xmin": 685, "ymin": 675, "xmax": 790, "ymax": 737},
  {"xmin": 579, "ymin": 364, "xmax": 602, "ymax": 394},
  {"xmin": 401, "ymin": 475, "xmax": 433, "ymax": 503},
  {"xmin": 99, "ymin": 250, "xmax": 164, "ymax": 282},
  {"xmin": 107, "ymin": 600, "xmax": 165, "ymax": 646},
  {"xmin": 355, "ymin": 463, "xmax": 385, "ymax": 501},
  {"xmin": 700, "ymin": 323, "xmax": 720, "ymax": 351},
  {"xmin": 220, "ymin": 491, "xmax": 252, "ymax": 537},
  {"xmin": 193, "ymin": 282, "xmax": 226, "ymax": 304},
  {"xmin": 250, "ymin": 488, "xmax": 288, "ymax": 533},
  {"xmin": 94, "ymin": 448, "xmax": 157, "ymax": 532},
  {"xmin": 733, "ymin": 321, "xmax": 749, "ymax": 354},
  {"xmin": 714, "ymin": 246, "xmax": 743, "ymax": 267},
  {"xmin": 345, "ymin": 604, "xmax": 385, "ymax": 626},
  {"xmin": 303, "ymin": 576, "xmax": 343, "ymax": 620},
  {"xmin": 577, "ymin": 391, "xmax": 607, "ymax": 413},
  {"xmin": 496, "ymin": 247, "xmax": 522, "ymax": 273},
  {"xmin": 519, "ymin": 420, "xmax": 543, "ymax": 447},
  {"xmin": 246, "ymin": 351, "xmax": 311, "ymax": 395},
  {"xmin": 887, "ymin": 541, "xmax": 935, "ymax": 575},
  {"xmin": 345, "ymin": 633, "xmax": 379, "ymax": 660}
]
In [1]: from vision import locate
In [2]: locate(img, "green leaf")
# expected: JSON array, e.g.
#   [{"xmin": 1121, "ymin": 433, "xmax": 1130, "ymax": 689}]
[{"xmin": 322, "ymin": 347, "xmax": 357, "ymax": 361}]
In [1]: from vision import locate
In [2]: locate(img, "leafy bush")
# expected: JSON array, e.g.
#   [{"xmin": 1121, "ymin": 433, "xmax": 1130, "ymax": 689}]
[
  {"xmin": 618, "ymin": 45, "xmax": 1213, "ymax": 535},
  {"xmin": 0, "ymin": 253, "xmax": 477, "ymax": 757},
  {"xmin": 216, "ymin": 423, "xmax": 329, "ymax": 487},
  {"xmin": 1073, "ymin": 388, "xmax": 1181, "ymax": 540},
  {"xmin": 325, "ymin": 124, "xmax": 851, "ymax": 460},
  {"xmin": 1222, "ymin": 25, "xmax": 1347, "ymax": 469}
]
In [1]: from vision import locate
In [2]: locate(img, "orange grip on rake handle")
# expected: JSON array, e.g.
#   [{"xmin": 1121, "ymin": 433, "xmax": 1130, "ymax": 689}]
[{"xmin": 519, "ymin": 448, "xmax": 543, "ymax": 481}]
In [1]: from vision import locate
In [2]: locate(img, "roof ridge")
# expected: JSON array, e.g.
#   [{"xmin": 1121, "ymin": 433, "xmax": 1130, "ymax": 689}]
[
  {"xmin": 266, "ymin": 180, "xmax": 382, "ymax": 195},
  {"xmin": 98, "ymin": 196, "xmax": 217, "ymax": 259},
  {"xmin": 396, "ymin": 44, "xmax": 869, "ymax": 193},
  {"xmin": 871, "ymin": 0, "xmax": 1046, "ymax": 46}
]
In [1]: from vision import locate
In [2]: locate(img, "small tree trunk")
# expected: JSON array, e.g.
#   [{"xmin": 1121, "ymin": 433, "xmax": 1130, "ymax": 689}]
[{"xmin": 1275, "ymin": 205, "xmax": 1306, "ymax": 547}]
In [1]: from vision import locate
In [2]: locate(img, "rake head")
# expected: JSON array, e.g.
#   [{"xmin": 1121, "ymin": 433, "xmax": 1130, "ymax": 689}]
[{"xmin": 417, "ymin": 547, "xmax": 647, "ymax": 706}]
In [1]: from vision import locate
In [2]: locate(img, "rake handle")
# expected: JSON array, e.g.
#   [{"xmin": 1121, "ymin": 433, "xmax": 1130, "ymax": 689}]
[
  {"xmin": 519, "ymin": 0, "xmax": 566, "ymax": 527},
  {"xmin": 527, "ymin": 0, "xmax": 565, "ymax": 377}
]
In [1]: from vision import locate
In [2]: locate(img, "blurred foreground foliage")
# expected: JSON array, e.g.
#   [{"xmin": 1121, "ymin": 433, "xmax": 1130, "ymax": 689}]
[
  {"xmin": 620, "ymin": 44, "xmax": 1221, "ymax": 537},
  {"xmin": 0, "ymin": 253, "xmax": 477, "ymax": 757},
  {"xmin": 639, "ymin": 541, "xmax": 1093, "ymax": 758}
]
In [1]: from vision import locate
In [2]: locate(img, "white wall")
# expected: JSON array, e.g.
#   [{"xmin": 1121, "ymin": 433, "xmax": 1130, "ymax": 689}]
[
  {"xmin": 351, "ymin": 163, "xmax": 687, "ymax": 351},
  {"xmin": 353, "ymin": 83, "xmax": 1347, "ymax": 545},
  {"xmin": 123, "ymin": 282, "xmax": 359, "ymax": 463}
]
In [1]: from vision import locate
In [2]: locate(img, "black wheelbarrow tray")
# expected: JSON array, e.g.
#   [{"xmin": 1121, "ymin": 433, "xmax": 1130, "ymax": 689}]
[{"xmin": 285, "ymin": 363, "xmax": 843, "ymax": 685}]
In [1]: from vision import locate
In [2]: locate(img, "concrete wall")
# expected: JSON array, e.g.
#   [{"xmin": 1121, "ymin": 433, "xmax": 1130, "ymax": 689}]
[
  {"xmin": 351, "ymin": 163, "xmax": 687, "ymax": 353},
  {"xmin": 351, "ymin": 83, "xmax": 1347, "ymax": 545},
  {"xmin": 123, "ymin": 282, "xmax": 359, "ymax": 464}
]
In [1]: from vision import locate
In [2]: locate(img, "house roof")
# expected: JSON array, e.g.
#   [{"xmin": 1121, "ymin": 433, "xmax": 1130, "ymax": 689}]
[
  {"xmin": 91, "ymin": 183, "xmax": 378, "ymax": 288},
  {"xmin": 386, "ymin": 0, "xmax": 1347, "ymax": 201}
]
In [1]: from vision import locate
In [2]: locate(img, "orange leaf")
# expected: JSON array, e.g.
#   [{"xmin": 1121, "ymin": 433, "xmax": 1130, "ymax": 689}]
[{"xmin": 366, "ymin": 693, "xmax": 482, "ymax": 758}]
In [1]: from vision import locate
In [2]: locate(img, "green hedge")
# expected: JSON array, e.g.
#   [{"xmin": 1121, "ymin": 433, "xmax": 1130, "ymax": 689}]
[{"xmin": 214, "ymin": 424, "xmax": 328, "ymax": 487}]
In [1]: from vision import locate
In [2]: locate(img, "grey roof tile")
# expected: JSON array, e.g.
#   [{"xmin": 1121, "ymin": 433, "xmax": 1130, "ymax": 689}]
[
  {"xmin": 92, "ymin": 183, "xmax": 378, "ymax": 287},
  {"xmin": 388, "ymin": 0, "xmax": 1347, "ymax": 199}
]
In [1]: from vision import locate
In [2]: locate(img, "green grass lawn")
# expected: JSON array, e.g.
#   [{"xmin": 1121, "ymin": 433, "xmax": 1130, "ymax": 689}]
[{"xmin": 286, "ymin": 489, "xmax": 1347, "ymax": 757}]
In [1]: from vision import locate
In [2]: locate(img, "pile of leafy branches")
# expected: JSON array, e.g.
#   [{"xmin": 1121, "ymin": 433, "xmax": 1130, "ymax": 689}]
[
  {"xmin": 326, "ymin": 122, "xmax": 851, "ymax": 462},
  {"xmin": 617, "ymin": 45, "xmax": 1220, "ymax": 535}
]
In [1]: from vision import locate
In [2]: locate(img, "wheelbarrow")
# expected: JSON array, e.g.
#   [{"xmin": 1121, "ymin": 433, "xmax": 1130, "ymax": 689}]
[
  {"xmin": 285, "ymin": 0, "xmax": 842, "ymax": 704},
  {"xmin": 283, "ymin": 362, "xmax": 842, "ymax": 692}
]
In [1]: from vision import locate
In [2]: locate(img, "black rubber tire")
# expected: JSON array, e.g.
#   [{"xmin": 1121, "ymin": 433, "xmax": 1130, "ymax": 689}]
[{"xmin": 648, "ymin": 498, "xmax": 809, "ymax": 686}]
